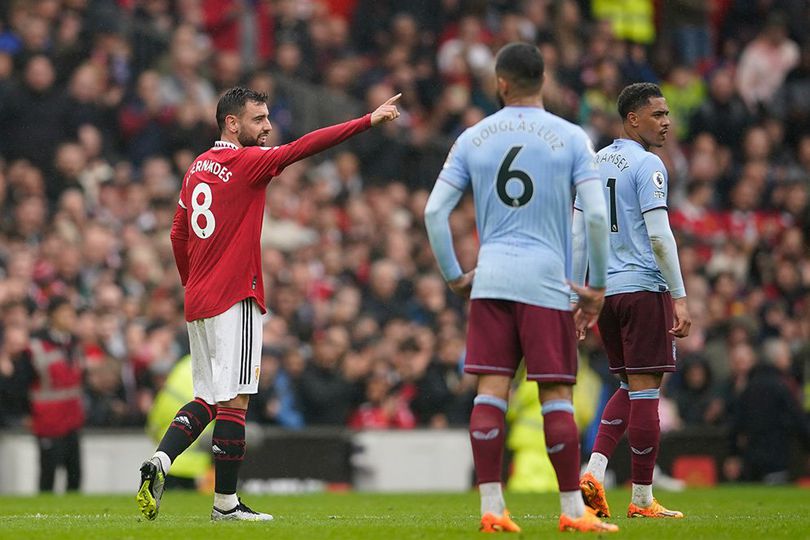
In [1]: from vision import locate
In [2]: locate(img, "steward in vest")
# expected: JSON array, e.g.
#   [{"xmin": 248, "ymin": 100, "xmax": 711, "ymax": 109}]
[{"xmin": 14, "ymin": 296, "xmax": 84, "ymax": 492}]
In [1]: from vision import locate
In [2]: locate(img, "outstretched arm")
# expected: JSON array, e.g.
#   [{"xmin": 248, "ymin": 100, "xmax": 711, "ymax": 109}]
[{"xmin": 248, "ymin": 94, "xmax": 402, "ymax": 182}]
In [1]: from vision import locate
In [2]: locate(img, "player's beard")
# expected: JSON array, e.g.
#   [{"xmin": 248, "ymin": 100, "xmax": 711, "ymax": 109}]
[
  {"xmin": 497, "ymin": 93, "xmax": 505, "ymax": 109},
  {"xmin": 237, "ymin": 131, "xmax": 267, "ymax": 148}
]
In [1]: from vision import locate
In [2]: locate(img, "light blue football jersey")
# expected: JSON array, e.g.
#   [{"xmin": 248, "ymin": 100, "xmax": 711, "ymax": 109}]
[
  {"xmin": 575, "ymin": 138, "xmax": 669, "ymax": 296},
  {"xmin": 438, "ymin": 106, "xmax": 599, "ymax": 311}
]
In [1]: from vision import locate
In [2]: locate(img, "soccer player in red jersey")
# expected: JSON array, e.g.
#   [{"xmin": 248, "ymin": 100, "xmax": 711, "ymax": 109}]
[{"xmin": 136, "ymin": 87, "xmax": 400, "ymax": 522}]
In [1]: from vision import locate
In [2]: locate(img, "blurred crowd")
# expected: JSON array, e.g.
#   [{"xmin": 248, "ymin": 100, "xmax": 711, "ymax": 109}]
[{"xmin": 0, "ymin": 0, "xmax": 808, "ymax": 473}]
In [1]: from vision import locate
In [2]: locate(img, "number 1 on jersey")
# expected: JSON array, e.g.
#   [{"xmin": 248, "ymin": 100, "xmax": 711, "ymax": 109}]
[{"xmin": 606, "ymin": 177, "xmax": 618, "ymax": 232}]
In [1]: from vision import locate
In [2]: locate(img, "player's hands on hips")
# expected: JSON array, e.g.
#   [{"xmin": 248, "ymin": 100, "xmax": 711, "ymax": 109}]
[
  {"xmin": 370, "ymin": 93, "xmax": 402, "ymax": 126},
  {"xmin": 670, "ymin": 296, "xmax": 691, "ymax": 338},
  {"xmin": 569, "ymin": 282, "xmax": 605, "ymax": 332},
  {"xmin": 448, "ymin": 270, "xmax": 475, "ymax": 298}
]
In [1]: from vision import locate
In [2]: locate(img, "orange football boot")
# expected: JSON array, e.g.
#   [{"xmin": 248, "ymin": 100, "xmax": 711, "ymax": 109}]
[
  {"xmin": 579, "ymin": 472, "xmax": 611, "ymax": 518},
  {"xmin": 627, "ymin": 499, "xmax": 684, "ymax": 518},
  {"xmin": 559, "ymin": 507, "xmax": 619, "ymax": 533},
  {"xmin": 480, "ymin": 510, "xmax": 522, "ymax": 533}
]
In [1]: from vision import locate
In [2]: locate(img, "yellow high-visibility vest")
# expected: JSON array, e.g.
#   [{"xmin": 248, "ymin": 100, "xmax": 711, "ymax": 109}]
[{"xmin": 593, "ymin": 0, "xmax": 655, "ymax": 44}]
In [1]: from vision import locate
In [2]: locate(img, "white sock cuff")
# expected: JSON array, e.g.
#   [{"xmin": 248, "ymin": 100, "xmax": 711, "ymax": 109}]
[
  {"xmin": 474, "ymin": 394, "xmax": 508, "ymax": 413},
  {"xmin": 214, "ymin": 492, "xmax": 239, "ymax": 511},
  {"xmin": 560, "ymin": 490, "xmax": 585, "ymax": 518},
  {"xmin": 541, "ymin": 399, "xmax": 574, "ymax": 415},
  {"xmin": 479, "ymin": 482, "xmax": 505, "ymax": 516},
  {"xmin": 628, "ymin": 388, "xmax": 660, "ymax": 400},
  {"xmin": 152, "ymin": 451, "xmax": 171, "ymax": 475},
  {"xmin": 631, "ymin": 483, "xmax": 654, "ymax": 507},
  {"xmin": 586, "ymin": 452, "xmax": 609, "ymax": 484}
]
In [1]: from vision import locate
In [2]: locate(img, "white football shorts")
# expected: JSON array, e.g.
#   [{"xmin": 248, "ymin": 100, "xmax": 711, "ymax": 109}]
[{"xmin": 187, "ymin": 298, "xmax": 262, "ymax": 404}]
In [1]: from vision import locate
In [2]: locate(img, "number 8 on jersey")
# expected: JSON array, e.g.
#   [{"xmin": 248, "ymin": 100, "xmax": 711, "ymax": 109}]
[{"xmin": 191, "ymin": 183, "xmax": 216, "ymax": 238}]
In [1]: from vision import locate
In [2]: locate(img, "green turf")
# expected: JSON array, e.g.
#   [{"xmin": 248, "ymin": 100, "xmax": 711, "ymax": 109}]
[{"xmin": 1, "ymin": 486, "xmax": 809, "ymax": 539}]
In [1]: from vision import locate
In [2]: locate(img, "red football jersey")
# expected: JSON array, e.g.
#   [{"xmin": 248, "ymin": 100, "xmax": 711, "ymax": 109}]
[{"xmin": 171, "ymin": 114, "xmax": 372, "ymax": 321}]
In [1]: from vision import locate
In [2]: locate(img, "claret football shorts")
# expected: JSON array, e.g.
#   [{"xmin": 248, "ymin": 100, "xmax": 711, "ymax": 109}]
[
  {"xmin": 464, "ymin": 299, "xmax": 577, "ymax": 383},
  {"xmin": 187, "ymin": 298, "xmax": 262, "ymax": 404},
  {"xmin": 597, "ymin": 291, "xmax": 676, "ymax": 374}
]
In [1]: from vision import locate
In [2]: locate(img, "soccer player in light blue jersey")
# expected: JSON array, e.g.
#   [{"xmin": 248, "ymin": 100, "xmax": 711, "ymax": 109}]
[
  {"xmin": 572, "ymin": 83, "xmax": 692, "ymax": 520},
  {"xmin": 425, "ymin": 43, "xmax": 617, "ymax": 534}
]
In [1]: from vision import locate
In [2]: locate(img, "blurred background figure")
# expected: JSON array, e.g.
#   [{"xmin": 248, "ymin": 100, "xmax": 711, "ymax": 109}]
[{"xmin": 11, "ymin": 297, "xmax": 84, "ymax": 493}]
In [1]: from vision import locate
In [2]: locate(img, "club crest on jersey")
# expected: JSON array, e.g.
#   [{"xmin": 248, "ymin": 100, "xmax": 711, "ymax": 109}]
[{"xmin": 652, "ymin": 170, "xmax": 665, "ymax": 189}]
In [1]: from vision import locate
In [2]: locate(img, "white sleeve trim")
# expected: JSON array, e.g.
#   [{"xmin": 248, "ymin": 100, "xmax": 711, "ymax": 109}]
[
  {"xmin": 424, "ymin": 180, "xmax": 465, "ymax": 282},
  {"xmin": 576, "ymin": 179, "xmax": 609, "ymax": 289},
  {"xmin": 643, "ymin": 208, "xmax": 686, "ymax": 298},
  {"xmin": 570, "ymin": 208, "xmax": 587, "ymax": 302}
]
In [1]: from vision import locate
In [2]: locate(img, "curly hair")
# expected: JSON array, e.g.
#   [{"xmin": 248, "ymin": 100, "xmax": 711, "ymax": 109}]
[{"xmin": 617, "ymin": 83, "xmax": 663, "ymax": 119}]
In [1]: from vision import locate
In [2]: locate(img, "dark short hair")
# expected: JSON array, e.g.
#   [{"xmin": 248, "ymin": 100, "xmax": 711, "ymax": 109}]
[
  {"xmin": 215, "ymin": 87, "xmax": 269, "ymax": 132},
  {"xmin": 617, "ymin": 83, "xmax": 663, "ymax": 119},
  {"xmin": 46, "ymin": 295, "xmax": 72, "ymax": 316},
  {"xmin": 495, "ymin": 42, "xmax": 544, "ymax": 94}
]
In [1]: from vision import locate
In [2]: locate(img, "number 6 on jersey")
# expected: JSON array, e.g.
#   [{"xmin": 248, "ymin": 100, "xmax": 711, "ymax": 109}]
[
  {"xmin": 497, "ymin": 146, "xmax": 534, "ymax": 208},
  {"xmin": 191, "ymin": 183, "xmax": 216, "ymax": 238}
]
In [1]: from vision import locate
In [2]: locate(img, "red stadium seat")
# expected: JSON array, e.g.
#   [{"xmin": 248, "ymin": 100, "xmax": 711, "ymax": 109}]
[{"xmin": 672, "ymin": 455, "xmax": 717, "ymax": 487}]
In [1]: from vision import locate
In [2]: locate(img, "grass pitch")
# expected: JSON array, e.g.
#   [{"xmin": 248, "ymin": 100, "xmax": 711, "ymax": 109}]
[{"xmin": 1, "ymin": 486, "xmax": 808, "ymax": 539}]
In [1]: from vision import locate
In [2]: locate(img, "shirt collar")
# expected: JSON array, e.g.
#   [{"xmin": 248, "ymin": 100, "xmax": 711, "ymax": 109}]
[
  {"xmin": 213, "ymin": 140, "xmax": 239, "ymax": 150},
  {"xmin": 616, "ymin": 138, "xmax": 645, "ymax": 151}
]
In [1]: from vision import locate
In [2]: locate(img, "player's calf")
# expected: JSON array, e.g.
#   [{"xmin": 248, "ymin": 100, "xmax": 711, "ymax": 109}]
[{"xmin": 157, "ymin": 398, "xmax": 217, "ymax": 463}]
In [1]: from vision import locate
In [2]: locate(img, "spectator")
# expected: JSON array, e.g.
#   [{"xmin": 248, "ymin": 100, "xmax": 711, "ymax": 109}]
[
  {"xmin": 248, "ymin": 346, "xmax": 304, "ymax": 429},
  {"xmin": 735, "ymin": 12, "xmax": 799, "ymax": 114},
  {"xmin": 297, "ymin": 326, "xmax": 362, "ymax": 425},
  {"xmin": 725, "ymin": 355, "xmax": 810, "ymax": 483},
  {"xmin": 672, "ymin": 355, "xmax": 716, "ymax": 426},
  {"xmin": 663, "ymin": 0, "xmax": 712, "ymax": 69},
  {"xmin": 11, "ymin": 296, "xmax": 84, "ymax": 492},
  {"xmin": 690, "ymin": 67, "xmax": 753, "ymax": 149},
  {"xmin": 202, "ymin": 0, "xmax": 274, "ymax": 71},
  {"xmin": 361, "ymin": 258, "xmax": 406, "ymax": 325},
  {"xmin": 393, "ymin": 336, "xmax": 450, "ymax": 427},
  {"xmin": 0, "ymin": 55, "xmax": 70, "ymax": 194},
  {"xmin": 118, "ymin": 70, "xmax": 175, "ymax": 165},
  {"xmin": 348, "ymin": 367, "xmax": 416, "ymax": 430}
]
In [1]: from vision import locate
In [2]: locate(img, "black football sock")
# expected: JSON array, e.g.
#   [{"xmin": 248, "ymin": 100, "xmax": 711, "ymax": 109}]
[
  {"xmin": 213, "ymin": 407, "xmax": 247, "ymax": 496},
  {"xmin": 156, "ymin": 397, "xmax": 217, "ymax": 464}
]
